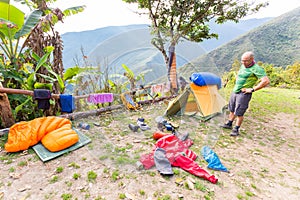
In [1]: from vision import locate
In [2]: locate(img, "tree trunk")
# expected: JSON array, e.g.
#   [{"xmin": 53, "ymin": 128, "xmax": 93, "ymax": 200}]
[
  {"xmin": 0, "ymin": 83, "xmax": 15, "ymax": 128},
  {"xmin": 168, "ymin": 45, "xmax": 178, "ymax": 95}
]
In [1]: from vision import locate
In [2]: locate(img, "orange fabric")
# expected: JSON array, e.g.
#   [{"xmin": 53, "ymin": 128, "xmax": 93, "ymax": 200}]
[
  {"xmin": 5, "ymin": 116, "xmax": 78, "ymax": 152},
  {"xmin": 189, "ymin": 83, "xmax": 227, "ymax": 116},
  {"xmin": 152, "ymin": 131, "xmax": 172, "ymax": 140},
  {"xmin": 41, "ymin": 124, "xmax": 79, "ymax": 152}
]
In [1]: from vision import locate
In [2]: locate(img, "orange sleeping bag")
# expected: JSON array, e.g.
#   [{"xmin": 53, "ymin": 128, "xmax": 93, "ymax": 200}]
[{"xmin": 5, "ymin": 116, "xmax": 79, "ymax": 152}]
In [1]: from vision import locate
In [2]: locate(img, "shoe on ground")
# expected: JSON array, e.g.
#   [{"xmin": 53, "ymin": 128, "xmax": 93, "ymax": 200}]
[
  {"xmin": 137, "ymin": 118, "xmax": 145, "ymax": 126},
  {"xmin": 139, "ymin": 123, "xmax": 151, "ymax": 131},
  {"xmin": 230, "ymin": 128, "xmax": 239, "ymax": 136},
  {"xmin": 220, "ymin": 123, "xmax": 232, "ymax": 129},
  {"xmin": 129, "ymin": 124, "xmax": 139, "ymax": 132}
]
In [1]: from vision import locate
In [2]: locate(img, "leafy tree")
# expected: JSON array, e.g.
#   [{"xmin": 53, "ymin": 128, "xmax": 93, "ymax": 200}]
[
  {"xmin": 123, "ymin": 0, "xmax": 268, "ymax": 93},
  {"xmin": 281, "ymin": 62, "xmax": 300, "ymax": 89},
  {"xmin": 0, "ymin": 0, "xmax": 85, "ymax": 123}
]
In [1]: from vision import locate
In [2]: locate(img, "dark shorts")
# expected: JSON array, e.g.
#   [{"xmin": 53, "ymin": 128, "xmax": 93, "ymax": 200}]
[{"xmin": 228, "ymin": 92, "xmax": 252, "ymax": 116}]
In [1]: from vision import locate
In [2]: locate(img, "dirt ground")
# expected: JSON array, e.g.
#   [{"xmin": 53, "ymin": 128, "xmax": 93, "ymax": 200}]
[{"xmin": 0, "ymin": 101, "xmax": 299, "ymax": 200}]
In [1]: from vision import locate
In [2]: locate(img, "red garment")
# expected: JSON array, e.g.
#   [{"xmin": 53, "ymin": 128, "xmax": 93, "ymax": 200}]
[
  {"xmin": 140, "ymin": 134, "xmax": 218, "ymax": 184},
  {"xmin": 140, "ymin": 134, "xmax": 193, "ymax": 169},
  {"xmin": 172, "ymin": 154, "xmax": 218, "ymax": 184}
]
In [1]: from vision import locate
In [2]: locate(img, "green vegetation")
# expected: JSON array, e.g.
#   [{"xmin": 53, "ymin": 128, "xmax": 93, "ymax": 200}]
[
  {"xmin": 68, "ymin": 162, "xmax": 80, "ymax": 169},
  {"xmin": 0, "ymin": 1, "xmax": 85, "ymax": 126},
  {"xmin": 111, "ymin": 170, "xmax": 120, "ymax": 182},
  {"xmin": 49, "ymin": 175, "xmax": 59, "ymax": 184},
  {"xmin": 180, "ymin": 7, "xmax": 300, "ymax": 79},
  {"xmin": 55, "ymin": 166, "xmax": 64, "ymax": 173},
  {"xmin": 73, "ymin": 173, "xmax": 81, "ymax": 180},
  {"xmin": 87, "ymin": 170, "xmax": 97, "ymax": 183},
  {"xmin": 61, "ymin": 193, "xmax": 72, "ymax": 200},
  {"xmin": 118, "ymin": 193, "xmax": 126, "ymax": 199},
  {"xmin": 17, "ymin": 161, "xmax": 28, "ymax": 167}
]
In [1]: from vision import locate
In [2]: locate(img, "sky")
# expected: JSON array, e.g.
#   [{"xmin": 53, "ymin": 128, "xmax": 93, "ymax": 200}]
[{"xmin": 12, "ymin": 0, "xmax": 300, "ymax": 34}]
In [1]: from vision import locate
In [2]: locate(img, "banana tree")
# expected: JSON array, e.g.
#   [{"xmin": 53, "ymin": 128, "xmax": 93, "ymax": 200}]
[
  {"xmin": 0, "ymin": 0, "xmax": 85, "ymax": 122},
  {"xmin": 120, "ymin": 64, "xmax": 152, "ymax": 90},
  {"xmin": 0, "ymin": 1, "xmax": 42, "ymax": 60}
]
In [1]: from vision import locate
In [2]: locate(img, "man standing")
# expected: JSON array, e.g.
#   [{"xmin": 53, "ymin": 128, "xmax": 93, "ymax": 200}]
[{"xmin": 221, "ymin": 51, "xmax": 270, "ymax": 136}]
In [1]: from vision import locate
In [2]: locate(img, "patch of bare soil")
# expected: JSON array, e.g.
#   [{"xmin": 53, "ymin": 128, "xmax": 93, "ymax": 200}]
[{"xmin": 0, "ymin": 102, "xmax": 299, "ymax": 200}]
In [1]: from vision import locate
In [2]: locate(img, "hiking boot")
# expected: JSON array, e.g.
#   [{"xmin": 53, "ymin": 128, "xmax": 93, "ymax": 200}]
[
  {"xmin": 157, "ymin": 122, "xmax": 165, "ymax": 131},
  {"xmin": 220, "ymin": 123, "xmax": 232, "ymax": 129},
  {"xmin": 139, "ymin": 123, "xmax": 151, "ymax": 131},
  {"xmin": 230, "ymin": 127, "xmax": 239, "ymax": 136},
  {"xmin": 128, "ymin": 124, "xmax": 139, "ymax": 132},
  {"xmin": 137, "ymin": 118, "xmax": 145, "ymax": 126}
]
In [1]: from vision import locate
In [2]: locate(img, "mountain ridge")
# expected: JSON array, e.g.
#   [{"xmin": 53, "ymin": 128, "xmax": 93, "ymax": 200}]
[
  {"xmin": 178, "ymin": 6, "xmax": 300, "ymax": 81},
  {"xmin": 61, "ymin": 18, "xmax": 272, "ymax": 70}
]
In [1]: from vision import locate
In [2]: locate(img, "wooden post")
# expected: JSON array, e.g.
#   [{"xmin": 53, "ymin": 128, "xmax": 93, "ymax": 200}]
[{"xmin": 0, "ymin": 82, "xmax": 15, "ymax": 128}]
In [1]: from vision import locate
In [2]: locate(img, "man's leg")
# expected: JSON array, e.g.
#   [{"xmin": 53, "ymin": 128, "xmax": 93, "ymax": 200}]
[
  {"xmin": 220, "ymin": 111, "xmax": 236, "ymax": 129},
  {"xmin": 228, "ymin": 112, "xmax": 236, "ymax": 121},
  {"xmin": 236, "ymin": 115, "xmax": 244, "ymax": 127},
  {"xmin": 230, "ymin": 93, "xmax": 252, "ymax": 136},
  {"xmin": 220, "ymin": 93, "xmax": 237, "ymax": 129},
  {"xmin": 230, "ymin": 115, "xmax": 244, "ymax": 136}
]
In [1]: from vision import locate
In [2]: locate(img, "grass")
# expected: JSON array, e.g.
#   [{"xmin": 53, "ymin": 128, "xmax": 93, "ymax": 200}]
[
  {"xmin": 87, "ymin": 170, "xmax": 97, "ymax": 183},
  {"xmin": 250, "ymin": 88, "xmax": 300, "ymax": 116}
]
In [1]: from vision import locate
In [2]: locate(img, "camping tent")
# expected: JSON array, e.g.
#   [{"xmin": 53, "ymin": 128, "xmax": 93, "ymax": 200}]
[{"xmin": 164, "ymin": 83, "xmax": 227, "ymax": 121}]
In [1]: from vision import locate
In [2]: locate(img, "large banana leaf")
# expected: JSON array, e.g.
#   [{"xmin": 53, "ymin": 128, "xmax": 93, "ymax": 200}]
[
  {"xmin": 0, "ymin": 0, "xmax": 10, "ymax": 4},
  {"xmin": 14, "ymin": 9, "xmax": 43, "ymax": 39},
  {"xmin": 0, "ymin": 1, "xmax": 24, "ymax": 38}
]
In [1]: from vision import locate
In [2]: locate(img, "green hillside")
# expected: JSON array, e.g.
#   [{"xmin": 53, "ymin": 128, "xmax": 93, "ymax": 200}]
[{"xmin": 179, "ymin": 7, "xmax": 300, "ymax": 80}]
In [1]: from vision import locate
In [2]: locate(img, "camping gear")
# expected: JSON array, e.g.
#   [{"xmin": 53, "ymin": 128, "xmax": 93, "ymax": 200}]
[
  {"xmin": 120, "ymin": 92, "xmax": 140, "ymax": 110},
  {"xmin": 201, "ymin": 145, "xmax": 229, "ymax": 172},
  {"xmin": 140, "ymin": 134, "xmax": 218, "ymax": 184},
  {"xmin": 137, "ymin": 118, "xmax": 145, "ymax": 125},
  {"xmin": 87, "ymin": 93, "xmax": 114, "ymax": 104},
  {"xmin": 190, "ymin": 72, "xmax": 222, "ymax": 89},
  {"xmin": 151, "ymin": 83, "xmax": 171, "ymax": 97},
  {"xmin": 152, "ymin": 131, "xmax": 172, "ymax": 140},
  {"xmin": 59, "ymin": 94, "xmax": 76, "ymax": 113},
  {"xmin": 154, "ymin": 148, "xmax": 174, "ymax": 176},
  {"xmin": 33, "ymin": 89, "xmax": 51, "ymax": 109},
  {"xmin": 139, "ymin": 123, "xmax": 151, "ymax": 131},
  {"xmin": 5, "ymin": 117, "xmax": 78, "ymax": 152},
  {"xmin": 172, "ymin": 153, "xmax": 218, "ymax": 184},
  {"xmin": 155, "ymin": 116, "xmax": 177, "ymax": 132},
  {"xmin": 140, "ymin": 134, "xmax": 193, "ymax": 169},
  {"xmin": 79, "ymin": 122, "xmax": 90, "ymax": 130},
  {"xmin": 164, "ymin": 83, "xmax": 227, "ymax": 121},
  {"xmin": 33, "ymin": 129, "xmax": 91, "ymax": 162},
  {"xmin": 129, "ymin": 123, "xmax": 139, "ymax": 132}
]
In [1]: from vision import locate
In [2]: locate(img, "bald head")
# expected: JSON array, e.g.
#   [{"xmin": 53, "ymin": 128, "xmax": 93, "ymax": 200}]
[
  {"xmin": 242, "ymin": 51, "xmax": 254, "ymax": 59},
  {"xmin": 241, "ymin": 51, "xmax": 255, "ymax": 68}
]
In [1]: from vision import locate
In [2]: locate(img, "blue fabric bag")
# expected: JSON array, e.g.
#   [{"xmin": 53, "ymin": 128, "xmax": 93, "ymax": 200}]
[
  {"xmin": 60, "ymin": 94, "xmax": 76, "ymax": 113},
  {"xmin": 201, "ymin": 145, "xmax": 229, "ymax": 172},
  {"xmin": 190, "ymin": 72, "xmax": 222, "ymax": 89}
]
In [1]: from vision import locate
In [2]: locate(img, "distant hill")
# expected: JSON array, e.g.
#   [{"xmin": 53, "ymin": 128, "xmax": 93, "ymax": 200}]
[
  {"xmin": 178, "ymin": 6, "xmax": 300, "ymax": 80},
  {"xmin": 61, "ymin": 24, "xmax": 149, "ymax": 69},
  {"xmin": 201, "ymin": 17, "xmax": 272, "ymax": 51},
  {"xmin": 86, "ymin": 28, "xmax": 208, "ymax": 83},
  {"xmin": 61, "ymin": 18, "xmax": 271, "ymax": 75}
]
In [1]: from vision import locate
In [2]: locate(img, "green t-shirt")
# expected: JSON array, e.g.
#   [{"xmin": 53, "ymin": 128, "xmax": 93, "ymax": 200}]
[{"xmin": 233, "ymin": 63, "xmax": 267, "ymax": 93}]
